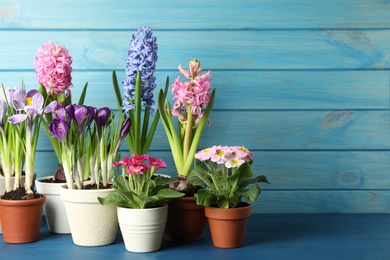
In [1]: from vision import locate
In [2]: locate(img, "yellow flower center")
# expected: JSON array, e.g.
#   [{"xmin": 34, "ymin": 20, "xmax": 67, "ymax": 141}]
[
  {"xmin": 216, "ymin": 150, "xmax": 225, "ymax": 157},
  {"xmin": 231, "ymin": 159, "xmax": 240, "ymax": 165},
  {"xmin": 26, "ymin": 97, "xmax": 33, "ymax": 106}
]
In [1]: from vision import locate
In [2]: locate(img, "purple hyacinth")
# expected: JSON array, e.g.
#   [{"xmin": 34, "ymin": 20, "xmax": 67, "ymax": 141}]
[{"xmin": 122, "ymin": 26, "xmax": 158, "ymax": 114}]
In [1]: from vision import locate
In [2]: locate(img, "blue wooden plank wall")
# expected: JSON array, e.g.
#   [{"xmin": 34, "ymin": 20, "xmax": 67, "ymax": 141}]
[{"xmin": 0, "ymin": 0, "xmax": 389, "ymax": 213}]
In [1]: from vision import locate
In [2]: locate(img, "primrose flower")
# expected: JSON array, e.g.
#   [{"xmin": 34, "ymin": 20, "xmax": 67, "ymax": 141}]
[
  {"xmin": 195, "ymin": 145, "xmax": 252, "ymax": 169},
  {"xmin": 210, "ymin": 145, "xmax": 233, "ymax": 164},
  {"xmin": 34, "ymin": 41, "xmax": 73, "ymax": 96},
  {"xmin": 122, "ymin": 26, "xmax": 158, "ymax": 114}
]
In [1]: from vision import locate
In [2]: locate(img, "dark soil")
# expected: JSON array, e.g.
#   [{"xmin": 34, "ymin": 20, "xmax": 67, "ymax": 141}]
[
  {"xmin": 83, "ymin": 183, "xmax": 113, "ymax": 190},
  {"xmin": 1, "ymin": 186, "xmax": 40, "ymax": 200}
]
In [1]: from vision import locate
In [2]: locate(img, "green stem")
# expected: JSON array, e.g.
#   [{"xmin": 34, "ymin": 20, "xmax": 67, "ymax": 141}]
[{"xmin": 182, "ymin": 105, "xmax": 193, "ymax": 164}]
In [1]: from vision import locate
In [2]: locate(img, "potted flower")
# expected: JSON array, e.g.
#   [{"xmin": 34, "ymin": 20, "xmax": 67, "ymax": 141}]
[
  {"xmin": 98, "ymin": 154, "xmax": 184, "ymax": 252},
  {"xmin": 157, "ymin": 59, "xmax": 216, "ymax": 241},
  {"xmin": 48, "ymin": 104, "xmax": 131, "ymax": 246},
  {"xmin": 187, "ymin": 145, "xmax": 270, "ymax": 248},
  {"xmin": 0, "ymin": 85, "xmax": 57, "ymax": 243},
  {"xmin": 34, "ymin": 40, "xmax": 88, "ymax": 234},
  {"xmin": 112, "ymin": 26, "xmax": 168, "ymax": 156}
]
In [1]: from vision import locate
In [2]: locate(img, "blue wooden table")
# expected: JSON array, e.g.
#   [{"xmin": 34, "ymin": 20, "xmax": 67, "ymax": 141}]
[{"xmin": 1, "ymin": 214, "xmax": 390, "ymax": 259}]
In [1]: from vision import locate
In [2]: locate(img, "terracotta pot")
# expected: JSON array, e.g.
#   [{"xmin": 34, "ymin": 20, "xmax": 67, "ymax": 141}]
[
  {"xmin": 165, "ymin": 196, "xmax": 208, "ymax": 242},
  {"xmin": 205, "ymin": 203, "xmax": 252, "ymax": 248},
  {"xmin": 0, "ymin": 174, "xmax": 32, "ymax": 234},
  {"xmin": 117, "ymin": 204, "xmax": 168, "ymax": 252},
  {"xmin": 35, "ymin": 176, "xmax": 70, "ymax": 234},
  {"xmin": 60, "ymin": 184, "xmax": 118, "ymax": 247},
  {"xmin": 0, "ymin": 195, "xmax": 46, "ymax": 244}
]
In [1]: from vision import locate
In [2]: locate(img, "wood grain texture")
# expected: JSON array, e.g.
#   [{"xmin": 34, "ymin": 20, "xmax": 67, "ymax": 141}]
[
  {"xmin": 1, "ymin": 0, "xmax": 390, "ymax": 29},
  {"xmin": 1, "ymin": 70, "xmax": 389, "ymax": 110},
  {"xmin": 0, "ymin": 1, "xmax": 389, "ymax": 213},
  {"xmin": 0, "ymin": 30, "xmax": 389, "ymax": 70},
  {"xmin": 3, "ymin": 214, "xmax": 390, "ymax": 259}
]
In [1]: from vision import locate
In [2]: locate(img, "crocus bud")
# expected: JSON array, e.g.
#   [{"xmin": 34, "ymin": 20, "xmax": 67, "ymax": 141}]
[{"xmin": 120, "ymin": 118, "xmax": 131, "ymax": 140}]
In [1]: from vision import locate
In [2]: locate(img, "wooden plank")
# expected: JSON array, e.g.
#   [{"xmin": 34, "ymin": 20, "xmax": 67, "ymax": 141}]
[
  {"xmin": 35, "ymin": 110, "xmax": 390, "ymax": 152},
  {"xmin": 0, "ymin": 30, "xmax": 389, "ymax": 70},
  {"xmin": 34, "ymin": 150, "xmax": 390, "ymax": 190},
  {"xmin": 1, "ymin": 0, "xmax": 390, "ymax": 29},
  {"xmin": 1, "ymin": 70, "xmax": 389, "ymax": 110},
  {"xmin": 256, "ymin": 190, "xmax": 390, "ymax": 213}
]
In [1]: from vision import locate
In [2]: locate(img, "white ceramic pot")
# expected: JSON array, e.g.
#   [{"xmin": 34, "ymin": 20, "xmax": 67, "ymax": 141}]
[
  {"xmin": 0, "ymin": 175, "xmax": 27, "ymax": 234},
  {"xmin": 117, "ymin": 204, "xmax": 168, "ymax": 253},
  {"xmin": 35, "ymin": 176, "xmax": 70, "ymax": 234},
  {"xmin": 60, "ymin": 183, "xmax": 118, "ymax": 246}
]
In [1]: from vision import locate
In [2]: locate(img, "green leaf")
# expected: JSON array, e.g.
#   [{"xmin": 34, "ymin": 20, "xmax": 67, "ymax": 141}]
[
  {"xmin": 156, "ymin": 188, "xmax": 185, "ymax": 199},
  {"xmin": 239, "ymin": 174, "xmax": 270, "ymax": 190},
  {"xmin": 113, "ymin": 176, "xmax": 128, "ymax": 191},
  {"xmin": 98, "ymin": 192, "xmax": 126, "ymax": 206},
  {"xmin": 77, "ymin": 82, "xmax": 88, "ymax": 105},
  {"xmin": 243, "ymin": 184, "xmax": 261, "ymax": 204}
]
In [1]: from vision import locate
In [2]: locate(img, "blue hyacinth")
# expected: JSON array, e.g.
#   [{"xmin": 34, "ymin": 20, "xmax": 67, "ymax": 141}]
[{"xmin": 122, "ymin": 26, "xmax": 158, "ymax": 114}]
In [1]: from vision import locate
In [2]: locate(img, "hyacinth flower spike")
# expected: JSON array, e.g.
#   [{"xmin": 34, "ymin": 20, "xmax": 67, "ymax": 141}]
[{"xmin": 113, "ymin": 26, "xmax": 169, "ymax": 155}]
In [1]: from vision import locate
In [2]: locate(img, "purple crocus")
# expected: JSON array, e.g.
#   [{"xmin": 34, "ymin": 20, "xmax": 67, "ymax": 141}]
[
  {"xmin": 122, "ymin": 26, "xmax": 158, "ymax": 114},
  {"xmin": 96, "ymin": 107, "xmax": 111, "ymax": 137},
  {"xmin": 120, "ymin": 118, "xmax": 131, "ymax": 140},
  {"xmin": 8, "ymin": 89, "xmax": 57, "ymax": 129},
  {"xmin": 65, "ymin": 104, "xmax": 95, "ymax": 132},
  {"xmin": 48, "ymin": 118, "xmax": 69, "ymax": 142}
]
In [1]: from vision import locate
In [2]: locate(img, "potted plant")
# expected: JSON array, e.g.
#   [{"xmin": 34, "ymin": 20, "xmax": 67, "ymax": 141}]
[
  {"xmin": 98, "ymin": 154, "xmax": 184, "ymax": 252},
  {"xmin": 0, "ymin": 84, "xmax": 57, "ymax": 243},
  {"xmin": 112, "ymin": 25, "xmax": 168, "ymax": 156},
  {"xmin": 187, "ymin": 145, "xmax": 270, "ymax": 248},
  {"xmin": 157, "ymin": 59, "xmax": 216, "ymax": 241},
  {"xmin": 34, "ymin": 40, "xmax": 88, "ymax": 234},
  {"xmin": 48, "ymin": 104, "xmax": 131, "ymax": 246}
]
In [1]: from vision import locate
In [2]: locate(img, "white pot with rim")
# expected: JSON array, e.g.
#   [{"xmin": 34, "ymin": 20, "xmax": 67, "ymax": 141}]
[
  {"xmin": 60, "ymin": 182, "xmax": 118, "ymax": 246},
  {"xmin": 35, "ymin": 176, "xmax": 70, "ymax": 234},
  {"xmin": 117, "ymin": 204, "xmax": 168, "ymax": 253}
]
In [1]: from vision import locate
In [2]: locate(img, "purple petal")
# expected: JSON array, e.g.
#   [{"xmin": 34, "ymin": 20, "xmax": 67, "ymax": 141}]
[
  {"xmin": 74, "ymin": 105, "xmax": 89, "ymax": 125},
  {"xmin": 27, "ymin": 89, "xmax": 39, "ymax": 98},
  {"xmin": 31, "ymin": 93, "xmax": 44, "ymax": 109},
  {"xmin": 44, "ymin": 101, "xmax": 58, "ymax": 113},
  {"xmin": 8, "ymin": 114, "xmax": 27, "ymax": 124},
  {"xmin": 48, "ymin": 118, "xmax": 69, "ymax": 142},
  {"xmin": 120, "ymin": 118, "xmax": 131, "ymax": 139},
  {"xmin": 96, "ymin": 107, "xmax": 111, "ymax": 128}
]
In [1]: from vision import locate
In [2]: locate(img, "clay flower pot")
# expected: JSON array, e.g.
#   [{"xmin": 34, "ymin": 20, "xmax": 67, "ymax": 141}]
[
  {"xmin": 0, "ymin": 195, "xmax": 46, "ymax": 244},
  {"xmin": 205, "ymin": 203, "xmax": 252, "ymax": 248},
  {"xmin": 165, "ymin": 196, "xmax": 208, "ymax": 242},
  {"xmin": 0, "ymin": 174, "xmax": 33, "ymax": 234}
]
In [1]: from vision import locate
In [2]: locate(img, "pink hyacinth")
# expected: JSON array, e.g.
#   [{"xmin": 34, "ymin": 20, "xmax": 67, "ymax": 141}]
[
  {"xmin": 171, "ymin": 59, "xmax": 212, "ymax": 124},
  {"xmin": 34, "ymin": 41, "xmax": 73, "ymax": 96}
]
